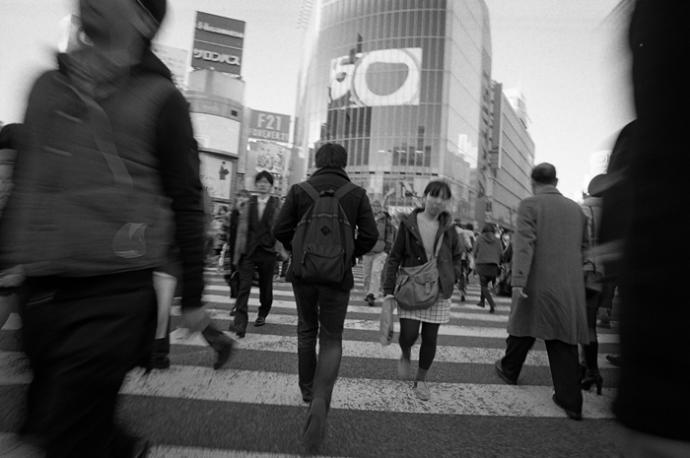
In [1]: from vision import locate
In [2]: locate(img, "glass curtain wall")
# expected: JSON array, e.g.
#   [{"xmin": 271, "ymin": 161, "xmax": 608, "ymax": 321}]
[{"xmin": 295, "ymin": 0, "xmax": 490, "ymax": 218}]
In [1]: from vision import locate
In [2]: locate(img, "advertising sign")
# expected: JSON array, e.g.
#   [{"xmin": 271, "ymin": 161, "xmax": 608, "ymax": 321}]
[
  {"xmin": 248, "ymin": 109, "xmax": 290, "ymax": 143},
  {"xmin": 199, "ymin": 153, "xmax": 232, "ymax": 200},
  {"xmin": 329, "ymin": 48, "xmax": 422, "ymax": 107},
  {"xmin": 192, "ymin": 12, "xmax": 245, "ymax": 76}
]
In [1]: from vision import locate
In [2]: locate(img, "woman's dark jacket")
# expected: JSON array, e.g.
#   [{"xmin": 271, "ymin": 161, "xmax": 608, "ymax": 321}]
[
  {"xmin": 382, "ymin": 209, "xmax": 463, "ymax": 299},
  {"xmin": 474, "ymin": 233, "xmax": 503, "ymax": 265}
]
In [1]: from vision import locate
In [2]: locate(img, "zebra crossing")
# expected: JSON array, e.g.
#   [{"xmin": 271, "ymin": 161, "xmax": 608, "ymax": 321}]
[{"xmin": 0, "ymin": 267, "xmax": 623, "ymax": 457}]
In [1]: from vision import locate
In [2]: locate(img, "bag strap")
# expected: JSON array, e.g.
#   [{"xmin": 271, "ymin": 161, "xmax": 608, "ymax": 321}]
[
  {"xmin": 298, "ymin": 182, "xmax": 320, "ymax": 202},
  {"xmin": 334, "ymin": 181, "xmax": 357, "ymax": 200},
  {"xmin": 432, "ymin": 233, "xmax": 444, "ymax": 260}
]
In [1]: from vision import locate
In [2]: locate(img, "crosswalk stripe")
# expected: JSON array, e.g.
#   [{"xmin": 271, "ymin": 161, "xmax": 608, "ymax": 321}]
[
  {"xmin": 149, "ymin": 445, "xmax": 344, "ymax": 458},
  {"xmin": 164, "ymin": 329, "xmax": 618, "ymax": 369},
  {"xmin": 171, "ymin": 311, "xmax": 620, "ymax": 343},
  {"xmin": 0, "ymin": 353, "xmax": 614, "ymax": 418}
]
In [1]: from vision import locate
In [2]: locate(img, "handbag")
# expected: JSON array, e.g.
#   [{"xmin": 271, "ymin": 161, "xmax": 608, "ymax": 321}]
[
  {"xmin": 394, "ymin": 233, "xmax": 444, "ymax": 311},
  {"xmin": 584, "ymin": 261, "xmax": 604, "ymax": 293}
]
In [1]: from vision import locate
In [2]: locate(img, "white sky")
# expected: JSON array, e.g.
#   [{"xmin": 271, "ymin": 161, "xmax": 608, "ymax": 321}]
[{"xmin": 0, "ymin": 0, "xmax": 634, "ymax": 200}]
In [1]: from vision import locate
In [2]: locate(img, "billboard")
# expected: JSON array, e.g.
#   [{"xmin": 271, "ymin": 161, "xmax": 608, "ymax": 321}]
[
  {"xmin": 192, "ymin": 12, "xmax": 245, "ymax": 76},
  {"xmin": 247, "ymin": 141, "xmax": 289, "ymax": 194},
  {"xmin": 199, "ymin": 153, "xmax": 233, "ymax": 200},
  {"xmin": 329, "ymin": 48, "xmax": 422, "ymax": 107},
  {"xmin": 248, "ymin": 109, "xmax": 290, "ymax": 143}
]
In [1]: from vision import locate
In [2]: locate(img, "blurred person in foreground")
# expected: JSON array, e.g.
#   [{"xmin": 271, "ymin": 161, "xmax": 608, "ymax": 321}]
[
  {"xmin": 613, "ymin": 1, "xmax": 690, "ymax": 455},
  {"xmin": 274, "ymin": 142, "xmax": 377, "ymax": 452},
  {"xmin": 494, "ymin": 163, "xmax": 589, "ymax": 420},
  {"xmin": 0, "ymin": 1, "xmax": 233, "ymax": 456}
]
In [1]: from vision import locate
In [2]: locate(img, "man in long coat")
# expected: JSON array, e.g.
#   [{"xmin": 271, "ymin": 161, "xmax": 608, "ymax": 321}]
[{"xmin": 494, "ymin": 163, "xmax": 589, "ymax": 420}]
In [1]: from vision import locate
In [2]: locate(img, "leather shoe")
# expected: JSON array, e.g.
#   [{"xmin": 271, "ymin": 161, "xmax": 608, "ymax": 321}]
[
  {"xmin": 494, "ymin": 360, "xmax": 517, "ymax": 385},
  {"xmin": 254, "ymin": 316, "xmax": 266, "ymax": 327},
  {"xmin": 552, "ymin": 394, "xmax": 582, "ymax": 421}
]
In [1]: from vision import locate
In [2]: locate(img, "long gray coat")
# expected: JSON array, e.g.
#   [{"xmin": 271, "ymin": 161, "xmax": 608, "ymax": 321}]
[{"xmin": 508, "ymin": 185, "xmax": 589, "ymax": 345}]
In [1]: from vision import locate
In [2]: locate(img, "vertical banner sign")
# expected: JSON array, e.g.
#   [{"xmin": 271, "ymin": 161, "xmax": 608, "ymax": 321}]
[
  {"xmin": 192, "ymin": 12, "xmax": 245, "ymax": 77},
  {"xmin": 248, "ymin": 109, "xmax": 291, "ymax": 143}
]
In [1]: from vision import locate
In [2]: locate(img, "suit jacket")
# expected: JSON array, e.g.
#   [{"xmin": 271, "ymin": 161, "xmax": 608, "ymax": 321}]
[
  {"xmin": 508, "ymin": 185, "xmax": 589, "ymax": 345},
  {"xmin": 229, "ymin": 194, "xmax": 281, "ymax": 261}
]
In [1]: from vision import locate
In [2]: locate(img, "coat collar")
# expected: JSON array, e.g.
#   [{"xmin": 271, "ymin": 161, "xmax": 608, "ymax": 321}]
[
  {"xmin": 534, "ymin": 184, "xmax": 561, "ymax": 196},
  {"xmin": 311, "ymin": 167, "xmax": 350, "ymax": 181}
]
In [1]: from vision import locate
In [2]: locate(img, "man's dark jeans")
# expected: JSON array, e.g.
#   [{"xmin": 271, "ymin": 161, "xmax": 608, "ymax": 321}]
[{"xmin": 292, "ymin": 282, "xmax": 350, "ymax": 408}]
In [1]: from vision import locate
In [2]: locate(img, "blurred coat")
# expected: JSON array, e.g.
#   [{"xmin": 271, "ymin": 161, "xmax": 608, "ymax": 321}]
[{"xmin": 508, "ymin": 185, "xmax": 589, "ymax": 345}]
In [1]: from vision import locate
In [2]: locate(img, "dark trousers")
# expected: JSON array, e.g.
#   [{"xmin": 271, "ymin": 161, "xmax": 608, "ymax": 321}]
[
  {"xmin": 233, "ymin": 249, "xmax": 276, "ymax": 332},
  {"xmin": 501, "ymin": 335, "xmax": 583, "ymax": 413},
  {"xmin": 19, "ymin": 270, "xmax": 156, "ymax": 458},
  {"xmin": 292, "ymin": 282, "xmax": 350, "ymax": 409},
  {"xmin": 398, "ymin": 318, "xmax": 441, "ymax": 371}
]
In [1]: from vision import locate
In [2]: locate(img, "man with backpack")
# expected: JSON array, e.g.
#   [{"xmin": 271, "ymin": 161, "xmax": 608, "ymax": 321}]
[
  {"xmin": 273, "ymin": 142, "xmax": 377, "ymax": 453},
  {"xmin": 0, "ymin": 1, "xmax": 233, "ymax": 456}
]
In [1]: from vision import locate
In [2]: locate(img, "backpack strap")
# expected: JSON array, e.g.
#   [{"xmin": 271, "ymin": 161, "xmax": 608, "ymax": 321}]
[
  {"xmin": 432, "ymin": 233, "xmax": 444, "ymax": 260},
  {"xmin": 298, "ymin": 182, "xmax": 320, "ymax": 202},
  {"xmin": 334, "ymin": 181, "xmax": 358, "ymax": 200}
]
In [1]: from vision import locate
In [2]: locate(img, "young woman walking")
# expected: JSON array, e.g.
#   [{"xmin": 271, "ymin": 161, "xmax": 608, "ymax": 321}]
[{"xmin": 382, "ymin": 181, "xmax": 463, "ymax": 400}]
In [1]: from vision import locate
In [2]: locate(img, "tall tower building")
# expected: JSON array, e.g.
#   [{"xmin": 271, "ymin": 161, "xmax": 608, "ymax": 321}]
[{"xmin": 293, "ymin": 0, "xmax": 492, "ymax": 219}]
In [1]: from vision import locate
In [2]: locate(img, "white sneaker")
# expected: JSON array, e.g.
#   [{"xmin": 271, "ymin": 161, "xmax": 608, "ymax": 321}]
[
  {"xmin": 397, "ymin": 357, "xmax": 411, "ymax": 380},
  {"xmin": 413, "ymin": 381, "xmax": 431, "ymax": 401}
]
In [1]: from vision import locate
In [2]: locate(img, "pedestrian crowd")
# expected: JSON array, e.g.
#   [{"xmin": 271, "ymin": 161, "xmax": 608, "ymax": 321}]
[{"xmin": 0, "ymin": 0, "xmax": 688, "ymax": 457}]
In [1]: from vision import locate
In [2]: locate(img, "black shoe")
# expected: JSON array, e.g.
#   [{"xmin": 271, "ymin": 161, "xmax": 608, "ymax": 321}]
[
  {"xmin": 202, "ymin": 325, "xmax": 235, "ymax": 370},
  {"xmin": 254, "ymin": 316, "xmax": 266, "ymax": 327},
  {"xmin": 302, "ymin": 398, "xmax": 327, "ymax": 452},
  {"xmin": 302, "ymin": 393, "xmax": 313, "ymax": 404},
  {"xmin": 150, "ymin": 355, "xmax": 170, "ymax": 370},
  {"xmin": 494, "ymin": 360, "xmax": 517, "ymax": 385},
  {"xmin": 606, "ymin": 354, "xmax": 622, "ymax": 367},
  {"xmin": 364, "ymin": 293, "xmax": 375, "ymax": 306},
  {"xmin": 460, "ymin": 294, "xmax": 466, "ymax": 302},
  {"xmin": 581, "ymin": 372, "xmax": 604, "ymax": 395},
  {"xmin": 552, "ymin": 394, "xmax": 582, "ymax": 421},
  {"xmin": 230, "ymin": 308, "xmax": 236, "ymax": 317},
  {"xmin": 489, "ymin": 304, "xmax": 495, "ymax": 313},
  {"xmin": 476, "ymin": 301, "xmax": 485, "ymax": 308}
]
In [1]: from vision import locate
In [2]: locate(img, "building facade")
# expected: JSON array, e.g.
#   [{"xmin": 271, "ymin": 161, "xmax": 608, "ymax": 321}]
[
  {"xmin": 186, "ymin": 70, "xmax": 245, "ymax": 207},
  {"xmin": 293, "ymin": 0, "xmax": 492, "ymax": 219},
  {"xmin": 476, "ymin": 82, "xmax": 534, "ymax": 230}
]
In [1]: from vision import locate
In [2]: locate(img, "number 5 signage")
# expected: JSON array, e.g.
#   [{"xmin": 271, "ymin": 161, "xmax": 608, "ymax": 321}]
[{"xmin": 248, "ymin": 109, "xmax": 291, "ymax": 143}]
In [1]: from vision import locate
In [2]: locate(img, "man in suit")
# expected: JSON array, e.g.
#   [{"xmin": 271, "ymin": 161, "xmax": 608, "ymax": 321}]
[
  {"xmin": 228, "ymin": 170, "xmax": 282, "ymax": 337},
  {"xmin": 494, "ymin": 163, "xmax": 589, "ymax": 420}
]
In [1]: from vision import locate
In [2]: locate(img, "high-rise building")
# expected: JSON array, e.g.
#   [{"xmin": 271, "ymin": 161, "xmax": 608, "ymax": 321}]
[
  {"xmin": 293, "ymin": 0, "xmax": 492, "ymax": 219},
  {"xmin": 477, "ymin": 81, "xmax": 534, "ymax": 230}
]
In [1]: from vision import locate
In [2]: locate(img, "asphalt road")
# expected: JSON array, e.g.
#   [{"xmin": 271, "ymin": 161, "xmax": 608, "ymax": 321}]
[{"xmin": 0, "ymin": 266, "xmax": 623, "ymax": 457}]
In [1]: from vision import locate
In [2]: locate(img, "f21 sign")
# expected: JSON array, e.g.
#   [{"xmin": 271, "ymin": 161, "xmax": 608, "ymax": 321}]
[{"xmin": 329, "ymin": 48, "xmax": 422, "ymax": 107}]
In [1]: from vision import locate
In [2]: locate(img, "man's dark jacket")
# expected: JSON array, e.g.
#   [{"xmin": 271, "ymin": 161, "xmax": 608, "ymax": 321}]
[{"xmin": 273, "ymin": 167, "xmax": 377, "ymax": 291}]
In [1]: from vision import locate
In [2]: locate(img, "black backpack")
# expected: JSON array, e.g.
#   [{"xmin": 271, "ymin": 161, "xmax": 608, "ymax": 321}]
[{"xmin": 290, "ymin": 181, "xmax": 357, "ymax": 284}]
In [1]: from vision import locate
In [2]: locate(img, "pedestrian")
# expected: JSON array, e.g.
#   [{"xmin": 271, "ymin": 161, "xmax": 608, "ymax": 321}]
[
  {"xmin": 579, "ymin": 174, "xmax": 607, "ymax": 394},
  {"xmin": 496, "ymin": 230, "xmax": 513, "ymax": 297},
  {"xmin": 0, "ymin": 1, "xmax": 234, "ymax": 455},
  {"xmin": 382, "ymin": 180, "xmax": 463, "ymax": 401},
  {"xmin": 227, "ymin": 170, "xmax": 282, "ymax": 337},
  {"xmin": 494, "ymin": 163, "xmax": 589, "ymax": 421},
  {"xmin": 273, "ymin": 142, "xmax": 377, "ymax": 452},
  {"xmin": 612, "ymin": 1, "xmax": 690, "ymax": 454},
  {"xmin": 473, "ymin": 222, "xmax": 503, "ymax": 313},
  {"xmin": 362, "ymin": 200, "xmax": 396, "ymax": 306},
  {"xmin": 453, "ymin": 218, "xmax": 472, "ymax": 301}
]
